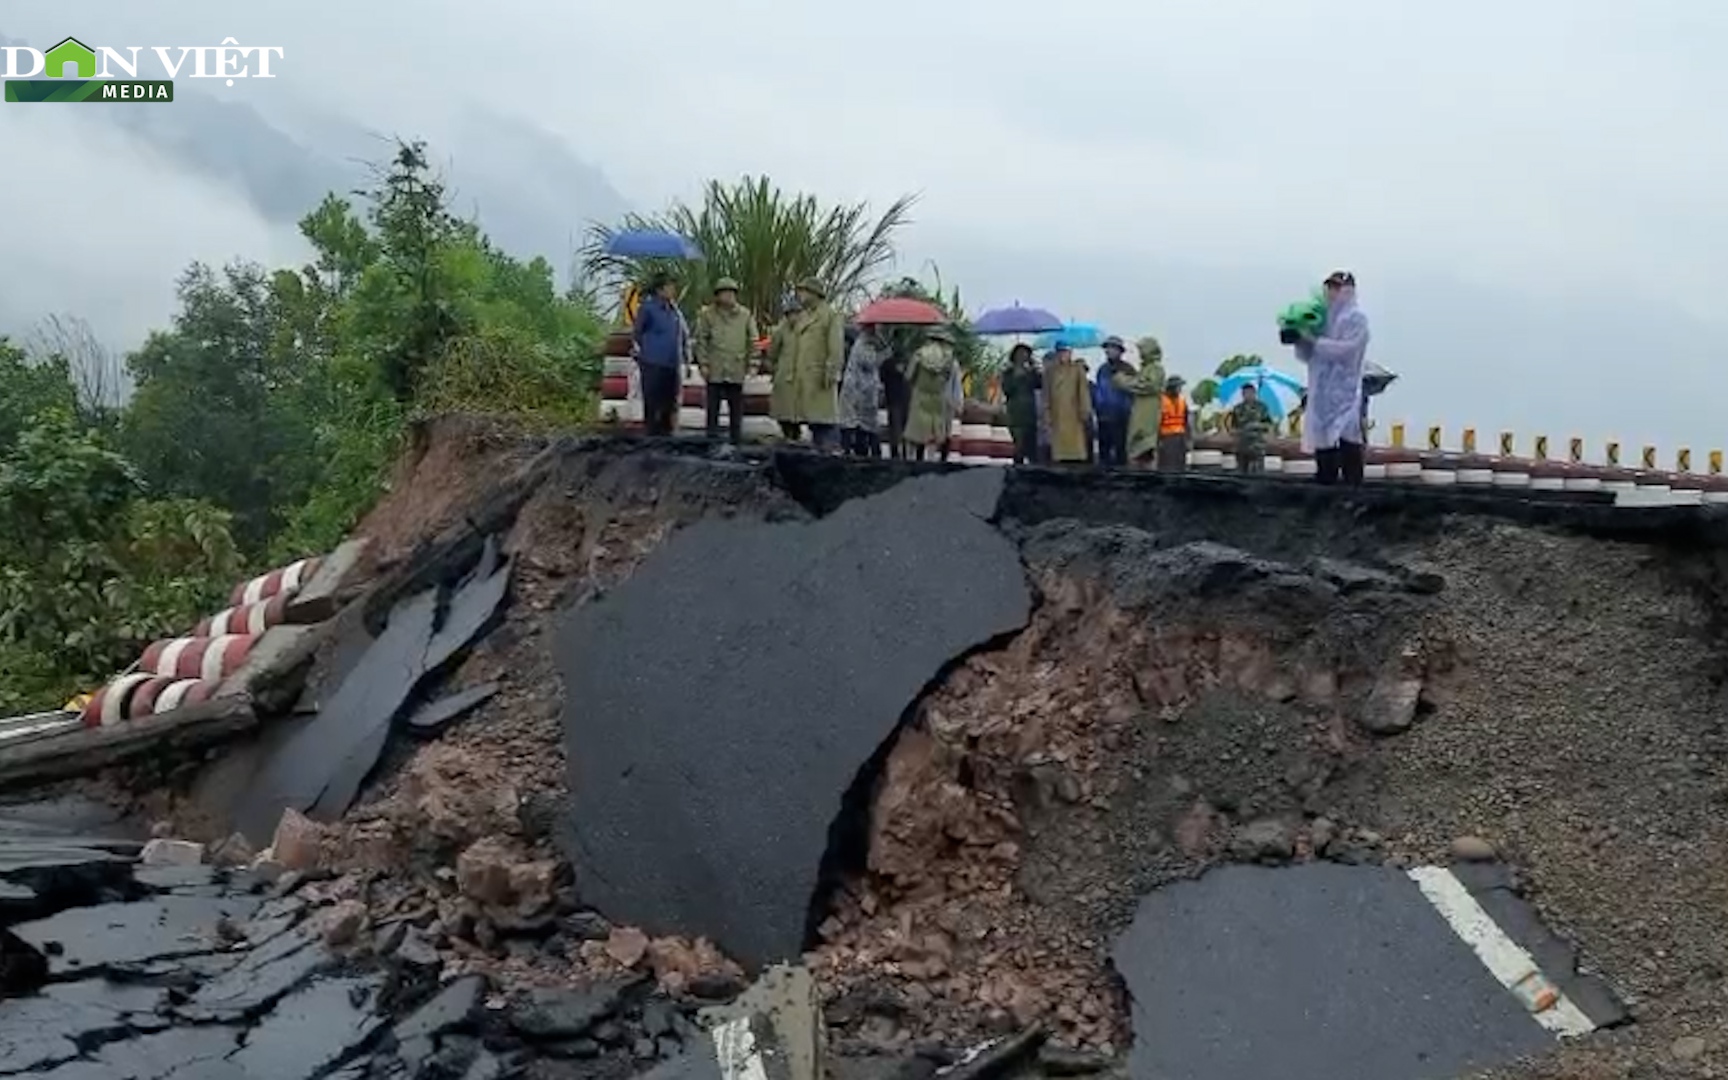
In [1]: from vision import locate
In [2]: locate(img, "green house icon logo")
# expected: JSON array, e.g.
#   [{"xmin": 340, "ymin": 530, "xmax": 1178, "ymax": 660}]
[{"xmin": 43, "ymin": 36, "xmax": 96, "ymax": 79}]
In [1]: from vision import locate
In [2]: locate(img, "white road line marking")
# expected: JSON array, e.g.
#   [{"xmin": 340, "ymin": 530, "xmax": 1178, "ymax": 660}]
[
  {"xmin": 1407, "ymin": 865, "xmax": 1595, "ymax": 1038},
  {"xmin": 710, "ymin": 1016, "xmax": 769, "ymax": 1080}
]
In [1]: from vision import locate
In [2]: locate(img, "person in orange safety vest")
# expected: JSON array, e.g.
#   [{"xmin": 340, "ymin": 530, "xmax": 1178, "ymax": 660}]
[{"xmin": 1156, "ymin": 375, "xmax": 1192, "ymax": 472}]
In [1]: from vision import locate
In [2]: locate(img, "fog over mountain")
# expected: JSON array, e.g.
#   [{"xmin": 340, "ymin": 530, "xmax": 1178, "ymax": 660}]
[{"xmin": 2, "ymin": 1, "xmax": 1725, "ymax": 452}]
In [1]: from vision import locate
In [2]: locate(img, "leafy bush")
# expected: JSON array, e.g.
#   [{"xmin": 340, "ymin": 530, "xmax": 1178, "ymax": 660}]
[{"xmin": 0, "ymin": 409, "xmax": 241, "ymax": 712}]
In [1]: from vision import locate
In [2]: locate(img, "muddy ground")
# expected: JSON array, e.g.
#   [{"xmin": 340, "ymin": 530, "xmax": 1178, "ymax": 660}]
[{"xmin": 51, "ymin": 417, "xmax": 1728, "ymax": 1077}]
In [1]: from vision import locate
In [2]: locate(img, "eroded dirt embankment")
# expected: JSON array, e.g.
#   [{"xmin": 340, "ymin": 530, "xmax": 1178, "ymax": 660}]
[{"xmin": 76, "ymin": 417, "xmax": 1728, "ymax": 1078}]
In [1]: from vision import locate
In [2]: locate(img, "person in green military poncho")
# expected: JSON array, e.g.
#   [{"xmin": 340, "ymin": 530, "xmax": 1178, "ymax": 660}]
[
  {"xmin": 1110, "ymin": 347, "xmax": 1167, "ymax": 468},
  {"xmin": 902, "ymin": 324, "xmax": 964, "ymax": 462},
  {"xmin": 693, "ymin": 277, "xmax": 760, "ymax": 445}
]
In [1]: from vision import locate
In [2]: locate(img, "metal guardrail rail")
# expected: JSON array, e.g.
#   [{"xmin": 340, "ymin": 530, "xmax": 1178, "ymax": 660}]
[{"xmin": 0, "ymin": 710, "xmax": 83, "ymax": 747}]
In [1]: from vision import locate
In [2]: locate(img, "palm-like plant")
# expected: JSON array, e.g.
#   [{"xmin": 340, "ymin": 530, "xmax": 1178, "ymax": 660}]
[{"xmin": 577, "ymin": 177, "xmax": 916, "ymax": 325}]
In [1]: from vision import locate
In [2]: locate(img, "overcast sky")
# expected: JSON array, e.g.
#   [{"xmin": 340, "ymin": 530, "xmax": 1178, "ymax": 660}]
[{"xmin": 2, "ymin": 0, "xmax": 1724, "ymax": 455}]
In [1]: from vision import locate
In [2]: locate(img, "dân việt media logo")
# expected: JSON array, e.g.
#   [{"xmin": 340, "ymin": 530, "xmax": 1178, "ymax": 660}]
[{"xmin": 2, "ymin": 36, "xmax": 285, "ymax": 103}]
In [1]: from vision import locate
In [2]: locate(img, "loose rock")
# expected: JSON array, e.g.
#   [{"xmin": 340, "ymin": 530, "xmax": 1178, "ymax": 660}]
[
  {"xmin": 1673, "ymin": 1035, "xmax": 1708, "ymax": 1062},
  {"xmin": 140, "ymin": 838, "xmax": 206, "ymax": 867},
  {"xmin": 1450, "ymin": 836, "xmax": 1497, "ymax": 862},
  {"xmin": 272, "ymin": 809, "xmax": 326, "ymax": 872},
  {"xmin": 606, "ymin": 925, "xmax": 650, "ymax": 968},
  {"xmin": 1231, "ymin": 819, "xmax": 1296, "ymax": 863}
]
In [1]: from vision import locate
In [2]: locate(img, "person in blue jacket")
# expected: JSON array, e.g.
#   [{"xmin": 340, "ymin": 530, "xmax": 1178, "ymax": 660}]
[
  {"xmin": 1092, "ymin": 335, "xmax": 1134, "ymax": 467},
  {"xmin": 630, "ymin": 271, "xmax": 686, "ymax": 436}
]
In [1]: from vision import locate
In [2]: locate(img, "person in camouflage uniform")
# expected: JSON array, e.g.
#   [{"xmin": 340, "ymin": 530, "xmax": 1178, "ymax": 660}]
[{"xmin": 1229, "ymin": 382, "xmax": 1275, "ymax": 474}]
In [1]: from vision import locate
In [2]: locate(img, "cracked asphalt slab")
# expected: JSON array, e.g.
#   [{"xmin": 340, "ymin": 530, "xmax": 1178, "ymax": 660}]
[
  {"xmin": 553, "ymin": 468, "xmax": 1031, "ymax": 968},
  {"xmin": 1113, "ymin": 863, "xmax": 1570, "ymax": 1080}
]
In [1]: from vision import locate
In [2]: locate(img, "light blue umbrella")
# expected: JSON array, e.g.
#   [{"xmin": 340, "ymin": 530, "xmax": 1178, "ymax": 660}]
[
  {"xmin": 1034, "ymin": 323, "xmax": 1104, "ymax": 350},
  {"xmin": 1215, "ymin": 365, "xmax": 1305, "ymax": 420}
]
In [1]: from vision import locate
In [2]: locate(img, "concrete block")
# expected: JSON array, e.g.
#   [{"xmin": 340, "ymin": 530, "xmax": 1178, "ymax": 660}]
[
  {"xmin": 214, "ymin": 625, "xmax": 317, "ymax": 699},
  {"xmin": 699, "ymin": 965, "xmax": 822, "ymax": 1080},
  {"xmin": 285, "ymin": 538, "xmax": 373, "ymax": 623}
]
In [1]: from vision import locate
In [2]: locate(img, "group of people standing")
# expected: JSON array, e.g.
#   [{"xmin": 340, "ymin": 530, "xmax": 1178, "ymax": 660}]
[
  {"xmin": 633, "ymin": 271, "xmax": 965, "ymax": 460},
  {"xmin": 630, "ymin": 267, "xmax": 1372, "ymax": 486},
  {"xmin": 995, "ymin": 336, "xmax": 1275, "ymax": 474}
]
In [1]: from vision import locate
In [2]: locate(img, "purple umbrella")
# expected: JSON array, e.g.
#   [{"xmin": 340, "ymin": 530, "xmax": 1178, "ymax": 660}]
[{"xmin": 973, "ymin": 303, "xmax": 1063, "ymax": 335}]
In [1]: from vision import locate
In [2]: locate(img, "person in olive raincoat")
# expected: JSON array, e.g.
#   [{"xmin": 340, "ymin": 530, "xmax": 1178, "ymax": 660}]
[
  {"xmin": 1042, "ymin": 342, "xmax": 1093, "ymax": 464},
  {"xmin": 769, "ymin": 277, "xmax": 846, "ymax": 450},
  {"xmin": 693, "ymin": 277, "xmax": 760, "ymax": 445},
  {"xmin": 901, "ymin": 324, "xmax": 964, "ymax": 461},
  {"xmin": 1112, "ymin": 355, "xmax": 1167, "ymax": 467}
]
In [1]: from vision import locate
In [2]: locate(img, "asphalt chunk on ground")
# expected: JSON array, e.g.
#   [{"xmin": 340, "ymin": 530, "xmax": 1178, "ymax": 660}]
[
  {"xmin": 555, "ymin": 468, "xmax": 1031, "ymax": 967},
  {"xmin": 1113, "ymin": 862, "xmax": 1559, "ymax": 1080}
]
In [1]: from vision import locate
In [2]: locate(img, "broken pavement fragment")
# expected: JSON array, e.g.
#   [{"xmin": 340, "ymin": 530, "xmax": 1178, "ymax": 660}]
[
  {"xmin": 10, "ymin": 893, "xmax": 259, "ymax": 977},
  {"xmin": 555, "ymin": 468, "xmax": 1029, "ymax": 967},
  {"xmin": 407, "ymin": 681, "xmax": 501, "ymax": 736},
  {"xmin": 231, "ymin": 538, "xmax": 511, "ymax": 844},
  {"xmin": 224, "ymin": 973, "xmax": 387, "ymax": 1079}
]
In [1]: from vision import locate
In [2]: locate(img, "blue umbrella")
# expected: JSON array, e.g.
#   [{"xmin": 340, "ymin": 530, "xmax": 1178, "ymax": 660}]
[
  {"xmin": 973, "ymin": 303, "xmax": 1064, "ymax": 335},
  {"xmin": 1215, "ymin": 365, "xmax": 1305, "ymax": 420},
  {"xmin": 605, "ymin": 229, "xmax": 704, "ymax": 260},
  {"xmin": 1034, "ymin": 323, "xmax": 1105, "ymax": 350}
]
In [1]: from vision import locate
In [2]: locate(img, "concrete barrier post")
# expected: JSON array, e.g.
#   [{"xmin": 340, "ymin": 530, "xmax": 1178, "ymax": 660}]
[
  {"xmin": 1462, "ymin": 428, "xmax": 1477, "ymax": 454},
  {"xmin": 1678, "ymin": 448, "xmax": 1692, "ymax": 473},
  {"xmin": 1427, "ymin": 425, "xmax": 1442, "ymax": 452},
  {"xmin": 1606, "ymin": 442, "xmax": 1620, "ymax": 467},
  {"xmin": 1712, "ymin": 450, "xmax": 1723, "ymax": 475},
  {"xmin": 1391, "ymin": 423, "xmax": 1405, "ymax": 448},
  {"xmin": 1568, "ymin": 437, "xmax": 1583, "ymax": 463},
  {"xmin": 1641, "ymin": 446, "xmax": 1657, "ymax": 470},
  {"xmin": 1499, "ymin": 431, "xmax": 1514, "ymax": 457},
  {"xmin": 1534, "ymin": 436, "xmax": 1548, "ymax": 461}
]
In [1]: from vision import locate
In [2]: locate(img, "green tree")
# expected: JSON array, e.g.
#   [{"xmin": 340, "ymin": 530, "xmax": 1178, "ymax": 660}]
[
  {"xmin": 0, "ymin": 409, "xmax": 240, "ymax": 712},
  {"xmin": 0, "ymin": 338, "xmax": 80, "ymax": 451},
  {"xmin": 118, "ymin": 261, "xmax": 318, "ymax": 552},
  {"xmin": 270, "ymin": 141, "xmax": 603, "ymax": 558},
  {"xmin": 578, "ymin": 176, "xmax": 915, "ymax": 324},
  {"xmin": 0, "ymin": 135, "xmax": 610, "ymax": 707}
]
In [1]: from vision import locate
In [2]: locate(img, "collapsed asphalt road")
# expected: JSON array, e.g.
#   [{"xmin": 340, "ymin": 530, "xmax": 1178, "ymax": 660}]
[
  {"xmin": 554, "ymin": 468, "xmax": 1031, "ymax": 967},
  {"xmin": 8, "ymin": 430, "xmax": 1728, "ymax": 1080}
]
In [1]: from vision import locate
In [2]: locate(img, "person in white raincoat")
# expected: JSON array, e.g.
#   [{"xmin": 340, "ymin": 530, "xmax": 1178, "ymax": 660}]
[{"xmin": 1293, "ymin": 270, "xmax": 1372, "ymax": 485}]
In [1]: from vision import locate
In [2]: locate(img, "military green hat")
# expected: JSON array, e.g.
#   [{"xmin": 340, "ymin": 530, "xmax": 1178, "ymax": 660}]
[
  {"xmin": 794, "ymin": 277, "xmax": 827, "ymax": 298},
  {"xmin": 713, "ymin": 277, "xmax": 740, "ymax": 294}
]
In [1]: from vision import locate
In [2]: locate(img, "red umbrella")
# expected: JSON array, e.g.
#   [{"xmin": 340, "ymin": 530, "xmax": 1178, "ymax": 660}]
[{"xmin": 854, "ymin": 297, "xmax": 946, "ymax": 325}]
